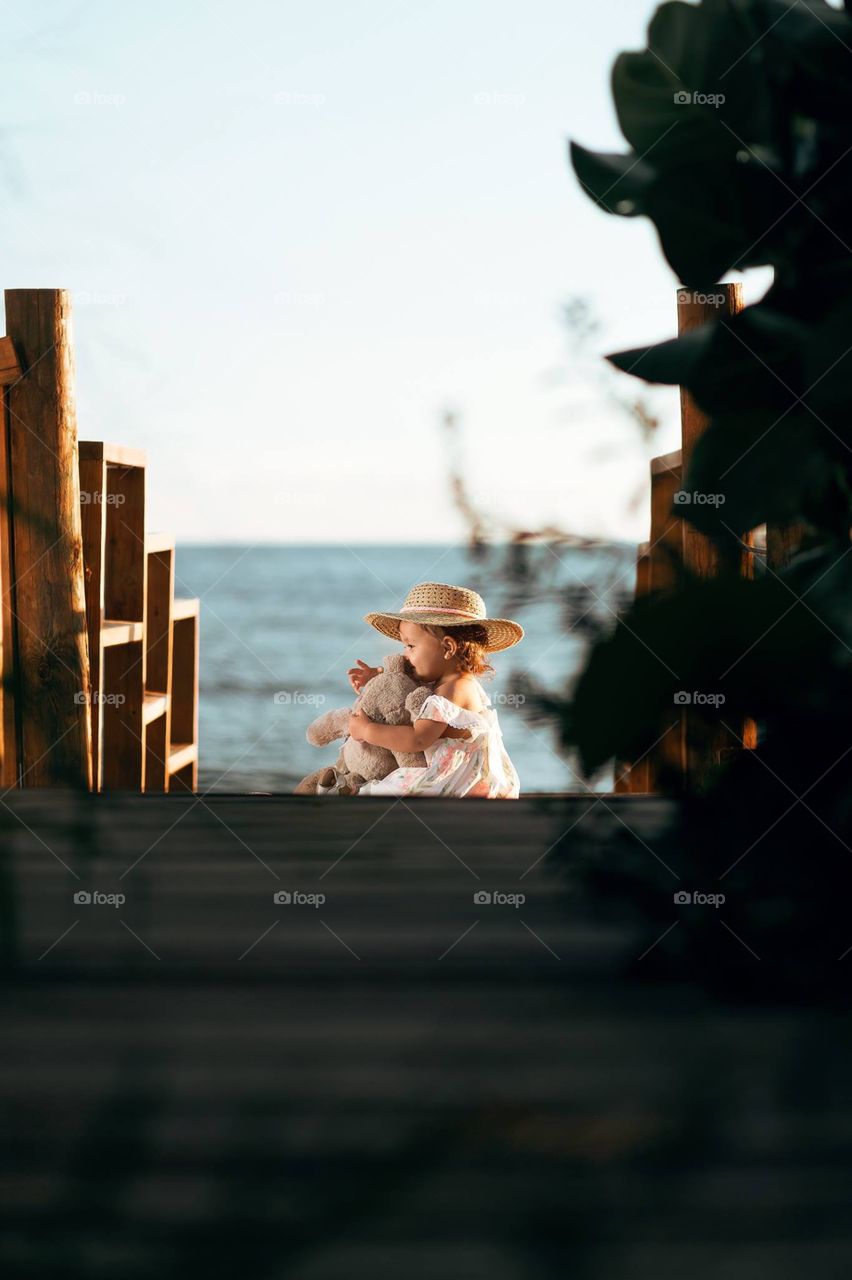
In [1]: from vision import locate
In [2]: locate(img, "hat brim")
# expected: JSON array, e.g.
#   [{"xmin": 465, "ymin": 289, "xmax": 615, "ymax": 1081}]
[{"xmin": 363, "ymin": 611, "xmax": 524, "ymax": 653}]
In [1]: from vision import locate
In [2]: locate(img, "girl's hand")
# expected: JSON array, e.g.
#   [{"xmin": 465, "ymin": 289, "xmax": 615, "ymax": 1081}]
[
  {"xmin": 348, "ymin": 711, "xmax": 372, "ymax": 743},
  {"xmin": 348, "ymin": 659, "xmax": 383, "ymax": 693}
]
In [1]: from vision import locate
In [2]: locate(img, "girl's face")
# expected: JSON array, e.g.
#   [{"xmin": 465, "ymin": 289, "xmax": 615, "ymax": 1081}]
[{"xmin": 398, "ymin": 621, "xmax": 452, "ymax": 682}]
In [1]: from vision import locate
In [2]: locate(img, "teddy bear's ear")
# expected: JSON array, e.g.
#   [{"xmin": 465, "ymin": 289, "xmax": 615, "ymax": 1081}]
[{"xmin": 382, "ymin": 653, "xmax": 406, "ymax": 673}]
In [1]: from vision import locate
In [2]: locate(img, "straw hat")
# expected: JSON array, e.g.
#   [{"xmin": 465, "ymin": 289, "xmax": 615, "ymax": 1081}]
[{"xmin": 364, "ymin": 581, "xmax": 524, "ymax": 653}]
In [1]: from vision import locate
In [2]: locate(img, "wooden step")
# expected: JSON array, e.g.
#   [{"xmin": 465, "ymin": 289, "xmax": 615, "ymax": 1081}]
[
  {"xmin": 145, "ymin": 530, "xmax": 175, "ymax": 554},
  {"xmin": 168, "ymin": 741, "xmax": 197, "ymax": 774},
  {"xmin": 650, "ymin": 448, "xmax": 682, "ymax": 476},
  {"xmin": 142, "ymin": 691, "xmax": 169, "ymax": 725},
  {"xmin": 172, "ymin": 596, "xmax": 200, "ymax": 621},
  {"xmin": 102, "ymin": 620, "xmax": 145, "ymax": 647}
]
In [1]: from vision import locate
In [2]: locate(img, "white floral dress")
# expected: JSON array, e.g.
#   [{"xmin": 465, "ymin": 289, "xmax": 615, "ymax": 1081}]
[{"xmin": 357, "ymin": 683, "xmax": 520, "ymax": 799}]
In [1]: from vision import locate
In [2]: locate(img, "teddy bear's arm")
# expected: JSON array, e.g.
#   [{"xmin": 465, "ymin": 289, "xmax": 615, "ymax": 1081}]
[{"xmin": 306, "ymin": 706, "xmax": 354, "ymax": 747}]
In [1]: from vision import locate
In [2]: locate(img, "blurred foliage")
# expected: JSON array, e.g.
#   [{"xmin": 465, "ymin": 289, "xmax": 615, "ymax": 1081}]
[
  {"xmin": 558, "ymin": 0, "xmax": 852, "ymax": 1001},
  {"xmin": 440, "ymin": 291, "xmax": 663, "ymax": 642}
]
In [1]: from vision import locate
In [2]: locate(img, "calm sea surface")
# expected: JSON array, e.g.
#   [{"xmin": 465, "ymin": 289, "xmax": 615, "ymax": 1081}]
[{"xmin": 172, "ymin": 543, "xmax": 636, "ymax": 794}]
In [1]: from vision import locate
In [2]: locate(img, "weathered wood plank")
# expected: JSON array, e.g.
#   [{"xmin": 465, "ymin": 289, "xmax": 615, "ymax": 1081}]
[
  {"xmin": 78, "ymin": 453, "xmax": 106, "ymax": 790},
  {"xmin": 103, "ymin": 463, "xmax": 145, "ymax": 621},
  {"xmin": 100, "ymin": 639, "xmax": 144, "ymax": 788},
  {"xmin": 3, "ymin": 289, "xmax": 92, "ymax": 787},
  {"xmin": 0, "ymin": 376, "xmax": 19, "ymax": 786},
  {"xmin": 678, "ymin": 284, "xmax": 744, "ymax": 577},
  {"xmin": 0, "ymin": 334, "xmax": 20, "ymax": 784},
  {"xmin": 0, "ymin": 334, "xmax": 22, "ymax": 385},
  {"xmin": 169, "ymin": 613, "xmax": 199, "ymax": 789}
]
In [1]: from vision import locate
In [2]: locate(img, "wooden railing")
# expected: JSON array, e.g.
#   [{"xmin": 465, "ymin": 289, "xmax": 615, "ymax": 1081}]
[{"xmin": 615, "ymin": 284, "xmax": 801, "ymax": 793}]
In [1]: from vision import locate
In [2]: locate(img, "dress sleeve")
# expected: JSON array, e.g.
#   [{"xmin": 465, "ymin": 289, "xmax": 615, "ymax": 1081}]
[{"xmin": 415, "ymin": 694, "xmax": 478, "ymax": 727}]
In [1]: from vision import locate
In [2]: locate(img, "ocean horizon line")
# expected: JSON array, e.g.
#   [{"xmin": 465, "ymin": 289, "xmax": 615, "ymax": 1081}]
[{"xmin": 171, "ymin": 538, "xmax": 638, "ymax": 550}]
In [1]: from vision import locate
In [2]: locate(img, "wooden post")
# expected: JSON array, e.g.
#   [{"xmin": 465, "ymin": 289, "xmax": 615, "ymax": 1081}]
[
  {"xmin": 615, "ymin": 541, "xmax": 651, "ymax": 793},
  {"xmin": 677, "ymin": 285, "xmax": 757, "ymax": 787},
  {"xmin": 619, "ymin": 452, "xmax": 690, "ymax": 793},
  {"xmin": 143, "ymin": 537, "xmax": 175, "ymax": 792},
  {"xmin": 648, "ymin": 450, "xmax": 684, "ymax": 593},
  {"xmin": 679, "ymin": 284, "xmax": 745, "ymax": 575},
  {"xmin": 0, "ymin": 336, "xmax": 22, "ymax": 787},
  {"xmin": 765, "ymin": 522, "xmax": 810, "ymax": 571},
  {"xmin": 170, "ymin": 606, "xmax": 199, "ymax": 792},
  {"xmin": 648, "ymin": 451, "xmax": 687, "ymax": 789},
  {"xmin": 78, "ymin": 450, "xmax": 106, "ymax": 790},
  {"xmin": 3, "ymin": 289, "xmax": 92, "ymax": 788}
]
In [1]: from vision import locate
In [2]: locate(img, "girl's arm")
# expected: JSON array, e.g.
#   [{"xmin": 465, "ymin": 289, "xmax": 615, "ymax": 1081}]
[{"xmin": 348, "ymin": 712, "xmax": 446, "ymax": 754}]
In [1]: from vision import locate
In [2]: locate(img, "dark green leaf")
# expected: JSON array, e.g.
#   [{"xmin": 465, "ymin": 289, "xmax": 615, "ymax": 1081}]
[
  {"xmin": 680, "ymin": 412, "xmax": 839, "ymax": 536},
  {"xmin": 607, "ymin": 303, "xmax": 809, "ymax": 416},
  {"xmin": 568, "ymin": 142, "xmax": 654, "ymax": 216},
  {"xmin": 572, "ymin": 576, "xmax": 846, "ymax": 773}
]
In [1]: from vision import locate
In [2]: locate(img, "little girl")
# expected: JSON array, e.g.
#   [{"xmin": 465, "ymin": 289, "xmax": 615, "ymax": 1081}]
[{"xmin": 343, "ymin": 581, "xmax": 524, "ymax": 799}]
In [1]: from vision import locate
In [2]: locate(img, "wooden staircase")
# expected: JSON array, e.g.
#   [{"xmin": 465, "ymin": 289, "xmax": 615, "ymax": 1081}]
[
  {"xmin": 0, "ymin": 287, "xmax": 199, "ymax": 791},
  {"xmin": 78, "ymin": 441, "xmax": 199, "ymax": 792}
]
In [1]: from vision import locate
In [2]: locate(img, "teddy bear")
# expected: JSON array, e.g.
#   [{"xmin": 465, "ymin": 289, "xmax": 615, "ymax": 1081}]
[{"xmin": 293, "ymin": 653, "xmax": 435, "ymax": 795}]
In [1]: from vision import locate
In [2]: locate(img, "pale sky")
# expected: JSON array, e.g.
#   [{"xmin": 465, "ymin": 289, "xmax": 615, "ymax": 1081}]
[{"xmin": 3, "ymin": 0, "xmax": 774, "ymax": 543}]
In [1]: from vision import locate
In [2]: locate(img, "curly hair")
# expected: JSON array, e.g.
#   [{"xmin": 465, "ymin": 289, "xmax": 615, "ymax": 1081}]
[{"xmin": 419, "ymin": 623, "xmax": 495, "ymax": 679}]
